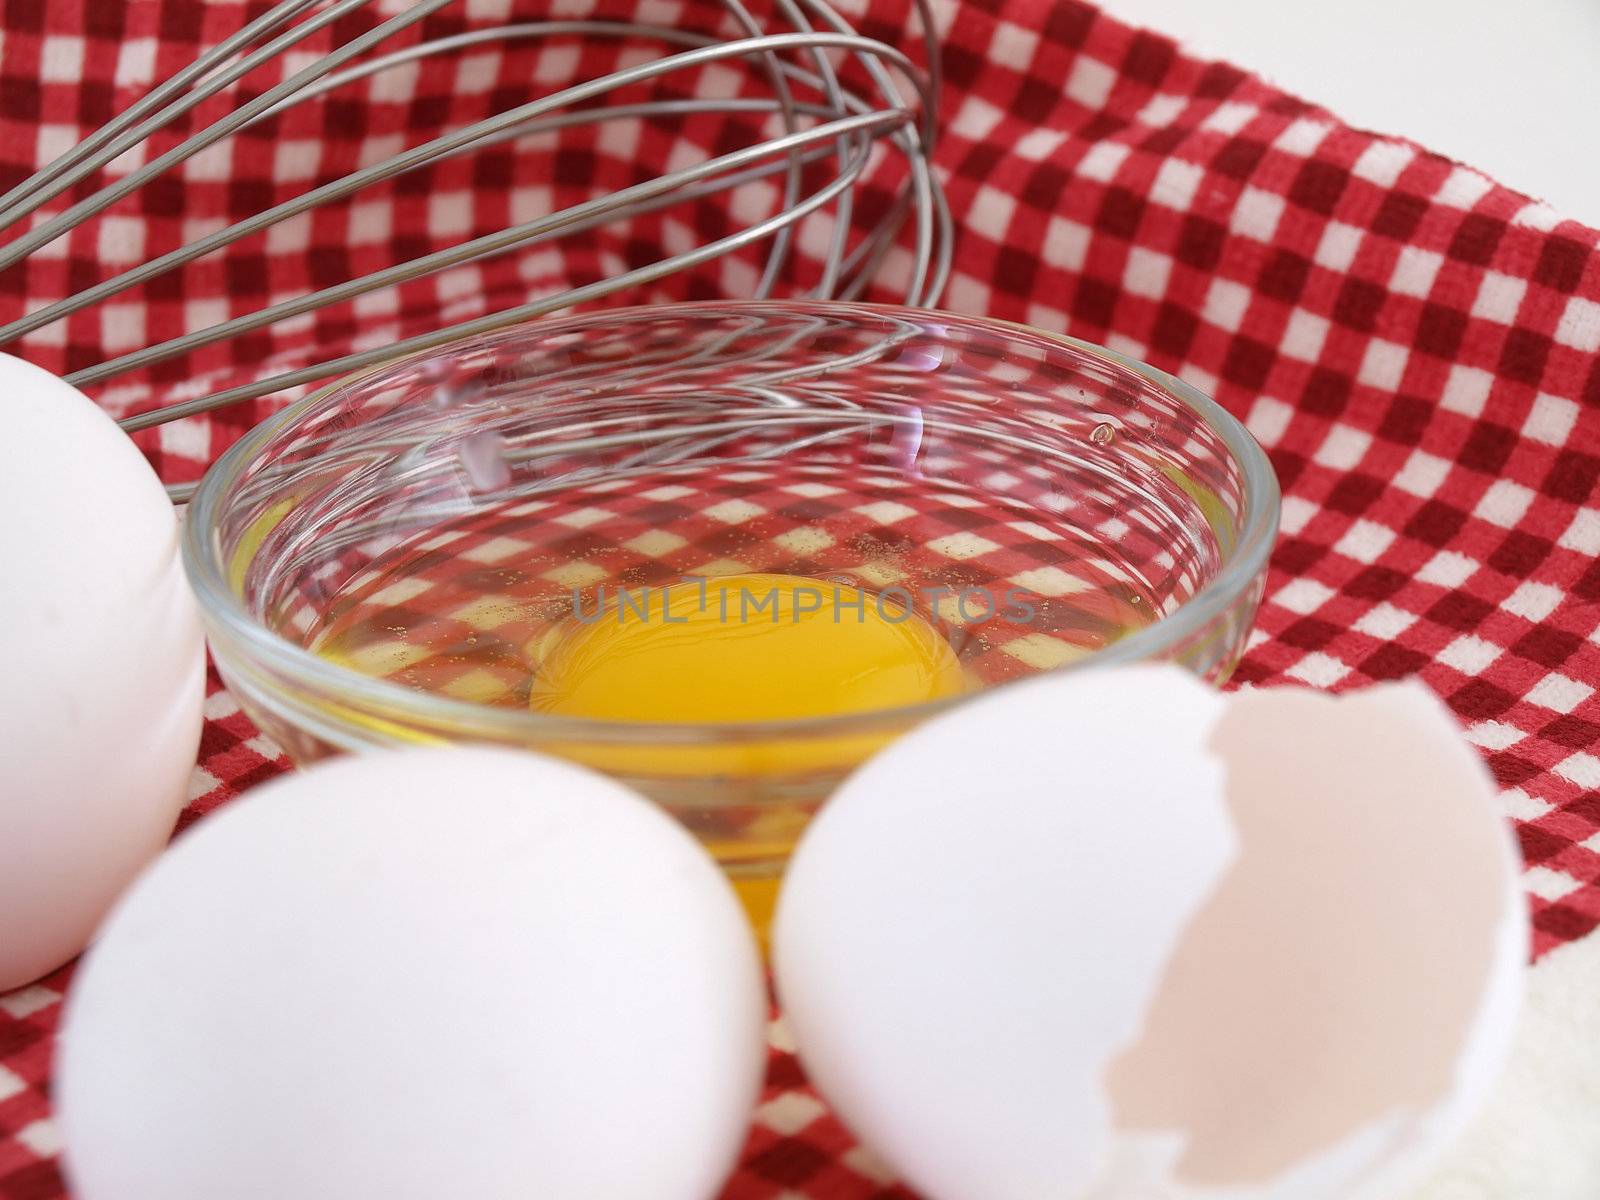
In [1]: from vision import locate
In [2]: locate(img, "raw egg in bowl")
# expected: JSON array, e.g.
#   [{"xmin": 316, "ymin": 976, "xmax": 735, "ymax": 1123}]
[{"xmin": 183, "ymin": 301, "xmax": 1279, "ymax": 934}]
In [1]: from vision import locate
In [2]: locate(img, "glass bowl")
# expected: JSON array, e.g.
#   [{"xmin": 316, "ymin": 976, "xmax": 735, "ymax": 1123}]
[{"xmin": 184, "ymin": 301, "xmax": 1278, "ymax": 933}]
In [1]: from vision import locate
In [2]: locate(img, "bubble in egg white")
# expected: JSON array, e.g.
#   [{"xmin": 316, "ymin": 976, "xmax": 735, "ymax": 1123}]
[
  {"xmin": 775, "ymin": 665, "xmax": 1526, "ymax": 1200},
  {"xmin": 0, "ymin": 353, "xmax": 205, "ymax": 990},
  {"xmin": 57, "ymin": 748, "xmax": 769, "ymax": 1200}
]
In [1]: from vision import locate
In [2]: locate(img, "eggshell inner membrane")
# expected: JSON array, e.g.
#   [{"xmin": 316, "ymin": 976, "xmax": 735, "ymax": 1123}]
[{"xmin": 1100, "ymin": 682, "xmax": 1527, "ymax": 1196}]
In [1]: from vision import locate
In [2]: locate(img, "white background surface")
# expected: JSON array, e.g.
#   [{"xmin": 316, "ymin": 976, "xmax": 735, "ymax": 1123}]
[{"xmin": 1097, "ymin": 0, "xmax": 1600, "ymax": 228}]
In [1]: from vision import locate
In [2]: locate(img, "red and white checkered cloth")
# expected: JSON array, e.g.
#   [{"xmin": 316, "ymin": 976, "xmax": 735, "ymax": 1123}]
[{"xmin": 4, "ymin": 0, "xmax": 1600, "ymax": 1195}]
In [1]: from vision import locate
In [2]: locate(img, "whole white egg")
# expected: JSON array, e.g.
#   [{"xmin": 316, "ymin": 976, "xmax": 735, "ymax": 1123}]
[
  {"xmin": 0, "ymin": 353, "xmax": 204, "ymax": 990},
  {"xmin": 775, "ymin": 666, "xmax": 1526, "ymax": 1200},
  {"xmin": 56, "ymin": 748, "xmax": 768, "ymax": 1200}
]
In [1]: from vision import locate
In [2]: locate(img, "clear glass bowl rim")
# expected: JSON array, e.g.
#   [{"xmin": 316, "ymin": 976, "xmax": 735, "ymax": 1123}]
[{"xmin": 182, "ymin": 300, "xmax": 1281, "ymax": 748}]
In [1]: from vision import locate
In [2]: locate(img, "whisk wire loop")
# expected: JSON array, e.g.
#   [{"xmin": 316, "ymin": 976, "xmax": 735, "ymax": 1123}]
[{"xmin": 0, "ymin": 0, "xmax": 948, "ymax": 442}]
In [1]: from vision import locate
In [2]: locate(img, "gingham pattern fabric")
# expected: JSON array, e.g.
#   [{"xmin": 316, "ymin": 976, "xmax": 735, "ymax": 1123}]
[
  {"xmin": 310, "ymin": 462, "xmax": 1146, "ymax": 700},
  {"xmin": 4, "ymin": 0, "xmax": 1600, "ymax": 1194}
]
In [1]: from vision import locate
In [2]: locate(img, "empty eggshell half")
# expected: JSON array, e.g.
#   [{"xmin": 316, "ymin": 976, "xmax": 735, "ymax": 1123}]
[{"xmin": 773, "ymin": 665, "xmax": 1526, "ymax": 1200}]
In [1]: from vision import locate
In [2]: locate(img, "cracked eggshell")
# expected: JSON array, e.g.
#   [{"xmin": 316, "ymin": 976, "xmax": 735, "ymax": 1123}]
[
  {"xmin": 0, "ymin": 354, "xmax": 204, "ymax": 990},
  {"xmin": 57, "ymin": 749, "xmax": 768, "ymax": 1200},
  {"xmin": 1403, "ymin": 928, "xmax": 1600, "ymax": 1200},
  {"xmin": 774, "ymin": 666, "xmax": 1237, "ymax": 1198},
  {"xmin": 773, "ymin": 667, "xmax": 1526, "ymax": 1200}
]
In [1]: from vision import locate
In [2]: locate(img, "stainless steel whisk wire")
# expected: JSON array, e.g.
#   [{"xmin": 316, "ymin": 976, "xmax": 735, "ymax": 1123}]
[{"xmin": 0, "ymin": 0, "xmax": 950, "ymax": 474}]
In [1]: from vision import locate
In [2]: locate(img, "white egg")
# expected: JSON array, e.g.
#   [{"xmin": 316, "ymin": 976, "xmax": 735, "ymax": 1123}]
[
  {"xmin": 774, "ymin": 666, "xmax": 1526, "ymax": 1200},
  {"xmin": 56, "ymin": 748, "xmax": 768, "ymax": 1200},
  {"xmin": 0, "ymin": 353, "xmax": 204, "ymax": 990}
]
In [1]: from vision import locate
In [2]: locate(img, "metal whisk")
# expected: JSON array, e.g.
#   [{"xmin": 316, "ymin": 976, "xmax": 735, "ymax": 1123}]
[{"xmin": 0, "ymin": 0, "xmax": 948, "ymax": 495}]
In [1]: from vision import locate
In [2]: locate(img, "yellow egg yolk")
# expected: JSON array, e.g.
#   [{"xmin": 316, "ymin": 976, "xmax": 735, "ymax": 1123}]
[
  {"xmin": 227, "ymin": 497, "xmax": 298, "ymax": 595},
  {"xmin": 527, "ymin": 572, "xmax": 968, "ymax": 777}
]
